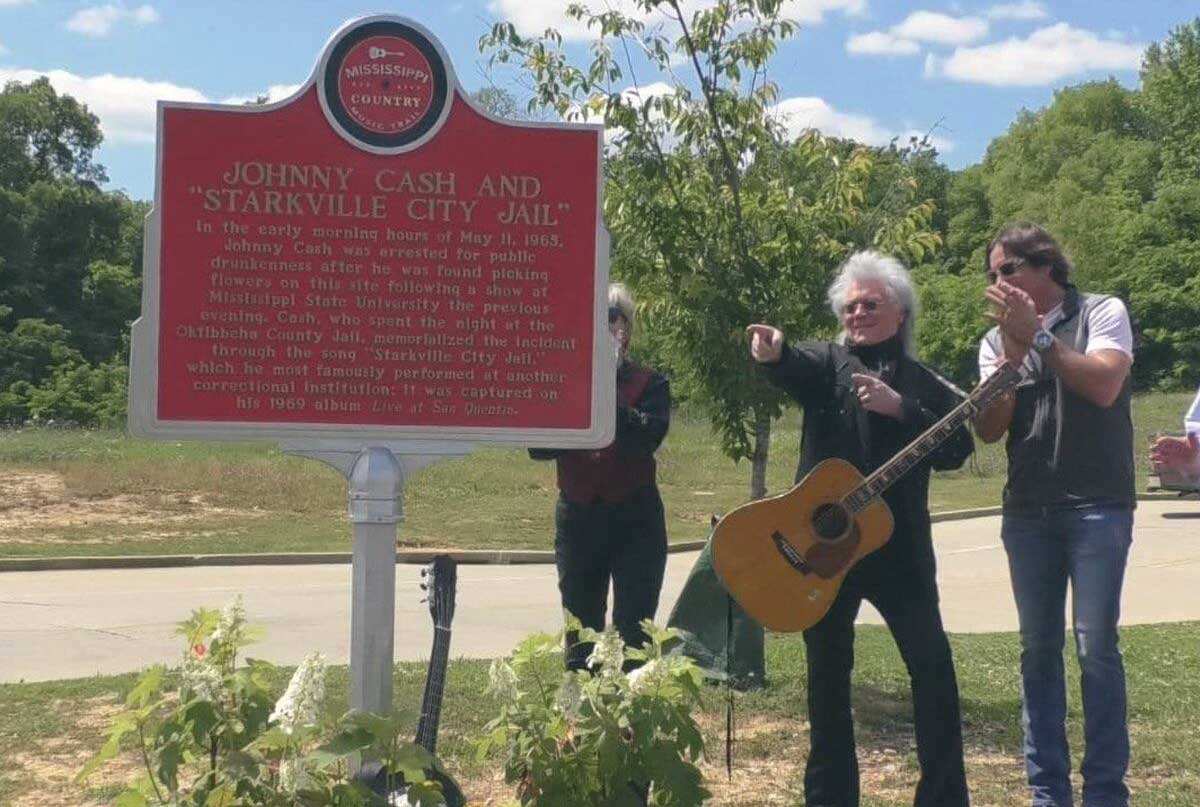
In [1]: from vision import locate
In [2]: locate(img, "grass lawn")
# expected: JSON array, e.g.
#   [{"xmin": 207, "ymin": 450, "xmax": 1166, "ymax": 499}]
[
  {"xmin": 2, "ymin": 621, "xmax": 1197, "ymax": 806},
  {"xmin": 0, "ymin": 392, "xmax": 1191, "ymax": 558}
]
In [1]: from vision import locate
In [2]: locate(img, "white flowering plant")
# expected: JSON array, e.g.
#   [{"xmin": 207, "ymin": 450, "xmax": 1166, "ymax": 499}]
[
  {"xmin": 78, "ymin": 597, "xmax": 451, "ymax": 806},
  {"xmin": 478, "ymin": 619, "xmax": 709, "ymax": 806}
]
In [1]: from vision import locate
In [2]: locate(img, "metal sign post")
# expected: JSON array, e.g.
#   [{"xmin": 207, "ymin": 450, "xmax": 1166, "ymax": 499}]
[{"xmin": 283, "ymin": 440, "xmax": 471, "ymax": 714}]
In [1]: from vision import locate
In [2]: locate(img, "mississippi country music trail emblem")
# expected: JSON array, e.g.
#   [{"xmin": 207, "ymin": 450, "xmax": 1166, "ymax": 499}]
[{"xmin": 320, "ymin": 18, "xmax": 451, "ymax": 153}]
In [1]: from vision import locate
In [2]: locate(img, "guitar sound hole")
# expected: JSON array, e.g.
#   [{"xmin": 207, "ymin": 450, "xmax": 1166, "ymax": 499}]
[{"xmin": 812, "ymin": 503, "xmax": 850, "ymax": 541}]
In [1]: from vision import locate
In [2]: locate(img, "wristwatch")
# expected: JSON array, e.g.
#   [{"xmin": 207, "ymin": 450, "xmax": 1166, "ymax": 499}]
[{"xmin": 1032, "ymin": 328, "xmax": 1054, "ymax": 353}]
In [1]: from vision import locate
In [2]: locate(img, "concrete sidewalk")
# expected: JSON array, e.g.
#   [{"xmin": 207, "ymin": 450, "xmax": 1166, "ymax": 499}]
[{"xmin": 1, "ymin": 498, "xmax": 1197, "ymax": 683}]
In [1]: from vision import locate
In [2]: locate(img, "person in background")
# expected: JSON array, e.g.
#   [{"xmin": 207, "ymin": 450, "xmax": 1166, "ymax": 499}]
[
  {"xmin": 529, "ymin": 283, "xmax": 670, "ymax": 670},
  {"xmin": 1149, "ymin": 384, "xmax": 1200, "ymax": 485},
  {"xmin": 974, "ymin": 222, "xmax": 1136, "ymax": 807},
  {"xmin": 748, "ymin": 250, "xmax": 973, "ymax": 807}
]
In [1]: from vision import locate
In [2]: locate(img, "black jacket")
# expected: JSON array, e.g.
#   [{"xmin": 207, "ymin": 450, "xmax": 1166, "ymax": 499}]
[
  {"xmin": 763, "ymin": 341, "xmax": 973, "ymax": 582},
  {"xmin": 528, "ymin": 366, "xmax": 670, "ymax": 467}
]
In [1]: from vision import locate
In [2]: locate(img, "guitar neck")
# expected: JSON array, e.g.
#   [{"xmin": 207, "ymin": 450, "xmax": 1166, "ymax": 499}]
[
  {"xmin": 843, "ymin": 365, "xmax": 1019, "ymax": 513},
  {"xmin": 414, "ymin": 626, "xmax": 452, "ymax": 755}
]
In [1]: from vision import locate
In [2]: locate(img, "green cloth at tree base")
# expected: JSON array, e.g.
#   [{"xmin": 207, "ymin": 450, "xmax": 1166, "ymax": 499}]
[{"xmin": 666, "ymin": 536, "xmax": 765, "ymax": 690}]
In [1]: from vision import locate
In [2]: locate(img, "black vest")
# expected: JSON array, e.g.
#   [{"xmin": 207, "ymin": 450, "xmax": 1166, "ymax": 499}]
[{"xmin": 999, "ymin": 286, "xmax": 1135, "ymax": 511}]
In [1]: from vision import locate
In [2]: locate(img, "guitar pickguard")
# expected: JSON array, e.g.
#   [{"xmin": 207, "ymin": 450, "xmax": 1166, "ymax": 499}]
[{"xmin": 771, "ymin": 525, "xmax": 862, "ymax": 580}]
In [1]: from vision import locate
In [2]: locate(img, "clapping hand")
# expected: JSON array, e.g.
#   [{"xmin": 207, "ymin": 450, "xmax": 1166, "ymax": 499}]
[
  {"xmin": 985, "ymin": 281, "xmax": 1039, "ymax": 365},
  {"xmin": 1150, "ymin": 433, "xmax": 1200, "ymax": 474}
]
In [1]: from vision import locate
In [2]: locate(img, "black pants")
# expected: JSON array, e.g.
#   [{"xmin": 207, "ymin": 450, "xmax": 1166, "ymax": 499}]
[
  {"xmin": 554, "ymin": 487, "xmax": 668, "ymax": 670},
  {"xmin": 803, "ymin": 566, "xmax": 969, "ymax": 807}
]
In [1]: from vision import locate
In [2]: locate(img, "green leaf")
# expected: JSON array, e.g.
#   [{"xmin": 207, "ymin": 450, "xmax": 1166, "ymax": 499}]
[
  {"xmin": 203, "ymin": 783, "xmax": 237, "ymax": 807},
  {"xmin": 221, "ymin": 749, "xmax": 260, "ymax": 779},
  {"xmin": 247, "ymin": 726, "xmax": 291, "ymax": 753},
  {"xmin": 319, "ymin": 726, "xmax": 374, "ymax": 755},
  {"xmin": 125, "ymin": 666, "xmax": 165, "ymax": 708},
  {"xmin": 112, "ymin": 790, "xmax": 149, "ymax": 807},
  {"xmin": 184, "ymin": 699, "xmax": 220, "ymax": 745}
]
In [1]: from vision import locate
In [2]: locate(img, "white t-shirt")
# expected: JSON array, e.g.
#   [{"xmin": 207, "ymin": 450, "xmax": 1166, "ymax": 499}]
[
  {"xmin": 978, "ymin": 296, "xmax": 1134, "ymax": 382},
  {"xmin": 1184, "ymin": 385, "xmax": 1200, "ymax": 436}
]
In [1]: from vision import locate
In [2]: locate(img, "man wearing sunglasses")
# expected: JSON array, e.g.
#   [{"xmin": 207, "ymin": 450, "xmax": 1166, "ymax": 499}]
[
  {"xmin": 748, "ymin": 250, "xmax": 974, "ymax": 807},
  {"xmin": 529, "ymin": 283, "xmax": 671, "ymax": 671},
  {"xmin": 974, "ymin": 223, "xmax": 1135, "ymax": 807}
]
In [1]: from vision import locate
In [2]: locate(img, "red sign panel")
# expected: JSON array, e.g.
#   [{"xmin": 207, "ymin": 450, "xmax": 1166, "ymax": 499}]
[{"xmin": 131, "ymin": 16, "xmax": 610, "ymax": 444}]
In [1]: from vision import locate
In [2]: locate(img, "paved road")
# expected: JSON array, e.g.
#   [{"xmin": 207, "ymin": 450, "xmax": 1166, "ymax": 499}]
[{"xmin": 2, "ymin": 499, "xmax": 1197, "ymax": 683}]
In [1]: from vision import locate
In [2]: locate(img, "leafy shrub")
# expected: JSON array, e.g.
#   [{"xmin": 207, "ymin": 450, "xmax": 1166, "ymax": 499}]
[
  {"xmin": 79, "ymin": 597, "xmax": 453, "ymax": 806},
  {"xmin": 480, "ymin": 621, "xmax": 708, "ymax": 806}
]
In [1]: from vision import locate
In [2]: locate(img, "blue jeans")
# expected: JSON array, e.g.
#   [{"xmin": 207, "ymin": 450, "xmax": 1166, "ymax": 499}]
[{"xmin": 1001, "ymin": 505, "xmax": 1133, "ymax": 807}]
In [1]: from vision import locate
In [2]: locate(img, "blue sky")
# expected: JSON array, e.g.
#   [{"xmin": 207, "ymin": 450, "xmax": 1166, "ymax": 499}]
[{"xmin": 0, "ymin": 1, "xmax": 1190, "ymax": 201}]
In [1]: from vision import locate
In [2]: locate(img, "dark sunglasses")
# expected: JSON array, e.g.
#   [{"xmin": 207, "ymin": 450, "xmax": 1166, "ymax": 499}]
[
  {"xmin": 842, "ymin": 298, "xmax": 881, "ymax": 314},
  {"xmin": 986, "ymin": 257, "xmax": 1026, "ymax": 283}
]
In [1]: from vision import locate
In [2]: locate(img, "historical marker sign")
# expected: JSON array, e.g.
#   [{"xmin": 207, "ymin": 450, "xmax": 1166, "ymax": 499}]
[{"xmin": 130, "ymin": 15, "xmax": 613, "ymax": 447}]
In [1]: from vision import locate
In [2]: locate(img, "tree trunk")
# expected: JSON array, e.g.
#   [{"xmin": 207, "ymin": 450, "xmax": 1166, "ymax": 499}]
[{"xmin": 749, "ymin": 409, "xmax": 771, "ymax": 501}]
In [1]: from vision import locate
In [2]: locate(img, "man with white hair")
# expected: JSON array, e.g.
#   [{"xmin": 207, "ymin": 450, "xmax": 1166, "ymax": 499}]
[
  {"xmin": 747, "ymin": 250, "xmax": 973, "ymax": 807},
  {"xmin": 530, "ymin": 283, "xmax": 671, "ymax": 671}
]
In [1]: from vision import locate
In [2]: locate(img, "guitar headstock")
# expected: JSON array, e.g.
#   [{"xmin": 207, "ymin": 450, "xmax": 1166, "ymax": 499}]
[
  {"xmin": 971, "ymin": 361, "xmax": 1023, "ymax": 411},
  {"xmin": 421, "ymin": 554, "xmax": 458, "ymax": 630}
]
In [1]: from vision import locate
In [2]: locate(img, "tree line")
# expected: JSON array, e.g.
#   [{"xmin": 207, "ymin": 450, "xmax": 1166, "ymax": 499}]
[{"xmin": 1, "ymin": 14, "xmax": 1196, "ymax": 468}]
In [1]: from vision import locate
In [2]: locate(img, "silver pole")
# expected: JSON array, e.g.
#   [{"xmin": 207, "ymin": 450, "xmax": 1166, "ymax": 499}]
[{"xmin": 347, "ymin": 446, "xmax": 403, "ymax": 715}]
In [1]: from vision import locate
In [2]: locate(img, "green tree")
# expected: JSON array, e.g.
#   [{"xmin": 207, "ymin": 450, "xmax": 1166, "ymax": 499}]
[
  {"xmin": 482, "ymin": 0, "xmax": 937, "ymax": 499},
  {"xmin": 1140, "ymin": 18, "xmax": 1200, "ymax": 184},
  {"xmin": 0, "ymin": 76, "xmax": 106, "ymax": 191},
  {"xmin": 0, "ymin": 78, "xmax": 144, "ymax": 424},
  {"xmin": 469, "ymin": 86, "xmax": 524, "ymax": 119}
]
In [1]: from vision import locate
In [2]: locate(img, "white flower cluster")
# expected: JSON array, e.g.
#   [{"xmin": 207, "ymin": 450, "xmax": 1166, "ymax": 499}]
[
  {"xmin": 488, "ymin": 659, "xmax": 520, "ymax": 702},
  {"xmin": 181, "ymin": 654, "xmax": 223, "ymax": 702},
  {"xmin": 210, "ymin": 594, "xmax": 246, "ymax": 646},
  {"xmin": 626, "ymin": 658, "xmax": 666, "ymax": 696},
  {"xmin": 270, "ymin": 651, "xmax": 327, "ymax": 735},
  {"xmin": 586, "ymin": 627, "xmax": 625, "ymax": 678},
  {"xmin": 278, "ymin": 758, "xmax": 297, "ymax": 793},
  {"xmin": 555, "ymin": 675, "xmax": 583, "ymax": 719}
]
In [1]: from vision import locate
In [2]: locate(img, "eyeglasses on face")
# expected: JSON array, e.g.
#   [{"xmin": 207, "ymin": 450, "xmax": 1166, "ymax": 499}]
[
  {"xmin": 842, "ymin": 298, "xmax": 883, "ymax": 315},
  {"xmin": 986, "ymin": 257, "xmax": 1027, "ymax": 284}
]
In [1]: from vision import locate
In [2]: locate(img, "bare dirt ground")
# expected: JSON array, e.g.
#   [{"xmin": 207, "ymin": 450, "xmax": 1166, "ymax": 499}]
[
  {"xmin": 1, "ymin": 695, "xmax": 1177, "ymax": 807},
  {"xmin": 5, "ymin": 695, "xmax": 139, "ymax": 807},
  {"xmin": 0, "ymin": 471, "xmax": 263, "ymax": 546}
]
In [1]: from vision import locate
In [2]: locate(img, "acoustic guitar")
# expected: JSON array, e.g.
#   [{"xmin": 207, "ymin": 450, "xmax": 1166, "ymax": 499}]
[
  {"xmin": 359, "ymin": 554, "xmax": 466, "ymax": 806},
  {"xmin": 712, "ymin": 362, "xmax": 1021, "ymax": 632}
]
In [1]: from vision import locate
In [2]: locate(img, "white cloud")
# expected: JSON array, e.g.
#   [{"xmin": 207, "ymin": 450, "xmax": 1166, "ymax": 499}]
[
  {"xmin": 602, "ymin": 81, "xmax": 675, "ymax": 143},
  {"xmin": 987, "ymin": 2, "xmax": 1048, "ymax": 21},
  {"xmin": 892, "ymin": 11, "xmax": 988, "ymax": 45},
  {"xmin": 930, "ymin": 23, "xmax": 1144, "ymax": 86},
  {"xmin": 0, "ymin": 67, "xmax": 205, "ymax": 143},
  {"xmin": 221, "ymin": 83, "xmax": 303, "ymax": 106},
  {"xmin": 489, "ymin": 0, "xmax": 865, "ymax": 41},
  {"xmin": 923, "ymin": 53, "xmax": 940, "ymax": 78},
  {"xmin": 770, "ymin": 96, "xmax": 954, "ymax": 154},
  {"xmin": 846, "ymin": 31, "xmax": 920, "ymax": 56},
  {"xmin": 0, "ymin": 68, "xmax": 314, "ymax": 143},
  {"xmin": 847, "ymin": 11, "xmax": 986, "ymax": 59},
  {"xmin": 66, "ymin": 4, "xmax": 160, "ymax": 38}
]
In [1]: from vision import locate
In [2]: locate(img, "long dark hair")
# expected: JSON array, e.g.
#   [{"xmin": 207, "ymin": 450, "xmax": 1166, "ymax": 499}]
[{"xmin": 985, "ymin": 222, "xmax": 1073, "ymax": 287}]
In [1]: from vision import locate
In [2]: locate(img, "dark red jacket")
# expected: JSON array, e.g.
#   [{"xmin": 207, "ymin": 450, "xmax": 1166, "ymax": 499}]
[{"xmin": 530, "ymin": 363, "xmax": 670, "ymax": 504}]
